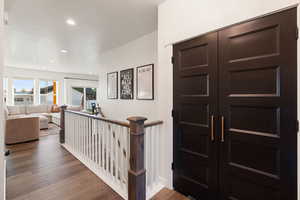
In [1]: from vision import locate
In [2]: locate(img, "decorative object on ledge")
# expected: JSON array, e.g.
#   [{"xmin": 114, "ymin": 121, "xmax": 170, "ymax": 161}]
[
  {"xmin": 137, "ymin": 64, "xmax": 154, "ymax": 100},
  {"xmin": 120, "ymin": 68, "xmax": 134, "ymax": 99},
  {"xmin": 107, "ymin": 71, "xmax": 118, "ymax": 99}
]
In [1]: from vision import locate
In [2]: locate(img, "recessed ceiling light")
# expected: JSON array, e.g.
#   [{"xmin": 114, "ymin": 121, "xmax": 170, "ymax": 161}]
[
  {"xmin": 60, "ymin": 49, "xmax": 68, "ymax": 53},
  {"xmin": 66, "ymin": 18, "xmax": 76, "ymax": 26}
]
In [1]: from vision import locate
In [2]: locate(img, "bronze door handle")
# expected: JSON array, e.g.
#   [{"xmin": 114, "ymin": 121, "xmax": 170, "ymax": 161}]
[
  {"xmin": 221, "ymin": 116, "xmax": 225, "ymax": 142},
  {"xmin": 211, "ymin": 115, "xmax": 214, "ymax": 141}
]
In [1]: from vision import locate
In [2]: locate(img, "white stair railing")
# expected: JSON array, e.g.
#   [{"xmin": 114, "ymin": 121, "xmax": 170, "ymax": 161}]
[
  {"xmin": 64, "ymin": 111, "xmax": 130, "ymax": 199},
  {"xmin": 60, "ymin": 108, "xmax": 163, "ymax": 200}
]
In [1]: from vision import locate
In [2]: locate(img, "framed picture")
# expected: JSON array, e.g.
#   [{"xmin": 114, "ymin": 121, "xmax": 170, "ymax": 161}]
[
  {"xmin": 107, "ymin": 72, "xmax": 118, "ymax": 99},
  {"xmin": 120, "ymin": 68, "xmax": 134, "ymax": 99},
  {"xmin": 136, "ymin": 64, "xmax": 154, "ymax": 100}
]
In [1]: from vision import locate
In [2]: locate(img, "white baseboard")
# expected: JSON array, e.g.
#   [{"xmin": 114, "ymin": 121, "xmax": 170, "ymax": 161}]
[{"xmin": 146, "ymin": 182, "xmax": 164, "ymax": 200}]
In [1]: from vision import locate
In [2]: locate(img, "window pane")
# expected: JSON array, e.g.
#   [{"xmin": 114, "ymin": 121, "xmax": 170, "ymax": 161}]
[
  {"xmin": 40, "ymin": 95, "xmax": 47, "ymax": 104},
  {"xmin": 14, "ymin": 95, "xmax": 33, "ymax": 105},
  {"xmin": 72, "ymin": 87, "xmax": 84, "ymax": 106},
  {"xmin": 40, "ymin": 80, "xmax": 48, "ymax": 94},
  {"xmin": 48, "ymin": 81, "xmax": 54, "ymax": 94},
  {"xmin": 40, "ymin": 80, "xmax": 57, "ymax": 105},
  {"xmin": 47, "ymin": 94, "xmax": 54, "ymax": 104},
  {"xmin": 86, "ymin": 88, "xmax": 97, "ymax": 110},
  {"xmin": 14, "ymin": 79, "xmax": 34, "ymax": 94},
  {"xmin": 13, "ymin": 79, "xmax": 34, "ymax": 105}
]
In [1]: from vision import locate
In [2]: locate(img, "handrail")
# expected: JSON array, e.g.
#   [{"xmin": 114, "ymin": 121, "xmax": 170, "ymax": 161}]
[
  {"xmin": 145, "ymin": 120, "xmax": 163, "ymax": 128},
  {"xmin": 65, "ymin": 110, "xmax": 163, "ymax": 129},
  {"xmin": 65, "ymin": 110, "xmax": 130, "ymax": 128}
]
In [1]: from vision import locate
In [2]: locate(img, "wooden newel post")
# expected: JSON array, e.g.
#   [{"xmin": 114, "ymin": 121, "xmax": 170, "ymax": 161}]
[
  {"xmin": 127, "ymin": 116, "xmax": 147, "ymax": 200},
  {"xmin": 59, "ymin": 105, "xmax": 68, "ymax": 144}
]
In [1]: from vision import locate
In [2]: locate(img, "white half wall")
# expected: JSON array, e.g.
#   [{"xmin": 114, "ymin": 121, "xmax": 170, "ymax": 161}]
[
  {"xmin": 4, "ymin": 66, "xmax": 98, "ymax": 105},
  {"xmin": 98, "ymin": 31, "xmax": 158, "ymax": 121},
  {"xmin": 157, "ymin": 0, "xmax": 300, "ymax": 191}
]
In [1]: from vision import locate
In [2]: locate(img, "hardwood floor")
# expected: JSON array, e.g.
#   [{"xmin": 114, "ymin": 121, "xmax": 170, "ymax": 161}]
[
  {"xmin": 152, "ymin": 188, "xmax": 189, "ymax": 200},
  {"xmin": 6, "ymin": 134, "xmax": 187, "ymax": 200},
  {"xmin": 6, "ymin": 134, "xmax": 123, "ymax": 200}
]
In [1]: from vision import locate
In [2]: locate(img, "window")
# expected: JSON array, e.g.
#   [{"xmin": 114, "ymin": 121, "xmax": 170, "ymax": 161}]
[
  {"xmin": 40, "ymin": 80, "xmax": 58, "ymax": 105},
  {"xmin": 71, "ymin": 87, "xmax": 97, "ymax": 110},
  {"xmin": 13, "ymin": 79, "xmax": 34, "ymax": 105},
  {"xmin": 71, "ymin": 87, "xmax": 84, "ymax": 106}
]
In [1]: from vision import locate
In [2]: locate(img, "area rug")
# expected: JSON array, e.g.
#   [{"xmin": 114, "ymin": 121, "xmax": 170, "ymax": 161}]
[{"xmin": 40, "ymin": 123, "xmax": 60, "ymax": 137}]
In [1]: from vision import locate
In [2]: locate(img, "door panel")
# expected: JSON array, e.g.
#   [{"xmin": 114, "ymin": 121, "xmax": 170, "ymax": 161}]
[
  {"xmin": 219, "ymin": 8, "xmax": 297, "ymax": 200},
  {"xmin": 173, "ymin": 32, "xmax": 219, "ymax": 200}
]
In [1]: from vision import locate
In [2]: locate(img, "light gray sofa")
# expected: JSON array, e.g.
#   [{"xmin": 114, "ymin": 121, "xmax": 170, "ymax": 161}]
[
  {"xmin": 5, "ymin": 105, "xmax": 53, "ymax": 129},
  {"xmin": 4, "ymin": 104, "xmax": 82, "ymax": 144},
  {"xmin": 4, "ymin": 104, "xmax": 83, "ymax": 129}
]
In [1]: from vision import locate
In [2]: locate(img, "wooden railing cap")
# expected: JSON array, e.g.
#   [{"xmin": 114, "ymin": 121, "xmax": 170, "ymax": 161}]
[
  {"xmin": 127, "ymin": 116, "xmax": 148, "ymax": 123},
  {"xmin": 65, "ymin": 110, "xmax": 130, "ymax": 127},
  {"xmin": 144, "ymin": 120, "xmax": 163, "ymax": 128}
]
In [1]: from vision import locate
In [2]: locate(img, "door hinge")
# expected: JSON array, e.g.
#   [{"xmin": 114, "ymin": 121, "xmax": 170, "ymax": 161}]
[
  {"xmin": 172, "ymin": 110, "xmax": 175, "ymax": 118},
  {"xmin": 296, "ymin": 27, "xmax": 299, "ymax": 40},
  {"xmin": 296, "ymin": 120, "xmax": 299, "ymax": 133},
  {"xmin": 171, "ymin": 162, "xmax": 175, "ymax": 170},
  {"xmin": 171, "ymin": 56, "xmax": 175, "ymax": 64}
]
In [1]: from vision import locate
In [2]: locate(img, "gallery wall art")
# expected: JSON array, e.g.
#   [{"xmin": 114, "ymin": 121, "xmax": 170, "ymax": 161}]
[
  {"xmin": 107, "ymin": 72, "xmax": 118, "ymax": 99},
  {"xmin": 120, "ymin": 68, "xmax": 134, "ymax": 99},
  {"xmin": 136, "ymin": 64, "xmax": 154, "ymax": 100}
]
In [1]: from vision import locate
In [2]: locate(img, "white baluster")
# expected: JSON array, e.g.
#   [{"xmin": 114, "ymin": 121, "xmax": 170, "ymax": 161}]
[
  {"xmin": 115, "ymin": 125, "xmax": 120, "ymax": 185},
  {"xmin": 79, "ymin": 115, "xmax": 82, "ymax": 155},
  {"xmin": 97, "ymin": 120, "xmax": 100, "ymax": 167},
  {"xmin": 105, "ymin": 122, "xmax": 109, "ymax": 172},
  {"xmin": 101, "ymin": 121, "xmax": 103, "ymax": 169},
  {"xmin": 126, "ymin": 127, "xmax": 130, "ymax": 189},
  {"xmin": 91, "ymin": 119, "xmax": 94, "ymax": 164},
  {"xmin": 110, "ymin": 124, "xmax": 113, "ymax": 178},
  {"xmin": 71, "ymin": 114, "xmax": 74, "ymax": 149},
  {"xmin": 145, "ymin": 127, "xmax": 149, "ymax": 187},
  {"xmin": 85, "ymin": 117, "xmax": 88, "ymax": 159}
]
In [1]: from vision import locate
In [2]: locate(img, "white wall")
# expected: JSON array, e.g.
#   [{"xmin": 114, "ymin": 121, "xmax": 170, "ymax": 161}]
[
  {"xmin": 157, "ymin": 0, "xmax": 300, "ymax": 191},
  {"xmin": 98, "ymin": 31, "xmax": 158, "ymax": 121},
  {"xmin": 4, "ymin": 66, "xmax": 98, "ymax": 105},
  {"xmin": 0, "ymin": 0, "xmax": 4, "ymax": 199}
]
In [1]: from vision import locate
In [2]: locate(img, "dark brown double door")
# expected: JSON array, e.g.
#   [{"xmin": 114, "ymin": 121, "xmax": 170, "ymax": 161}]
[{"xmin": 173, "ymin": 8, "xmax": 297, "ymax": 200}]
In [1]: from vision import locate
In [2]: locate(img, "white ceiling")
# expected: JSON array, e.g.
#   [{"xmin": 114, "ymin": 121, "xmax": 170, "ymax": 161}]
[{"xmin": 4, "ymin": 0, "xmax": 163, "ymax": 74}]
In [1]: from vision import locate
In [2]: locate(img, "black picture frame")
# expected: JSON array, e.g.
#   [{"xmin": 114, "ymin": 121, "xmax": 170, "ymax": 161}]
[
  {"xmin": 136, "ymin": 64, "xmax": 154, "ymax": 100},
  {"xmin": 107, "ymin": 71, "xmax": 118, "ymax": 99},
  {"xmin": 120, "ymin": 68, "xmax": 134, "ymax": 99}
]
